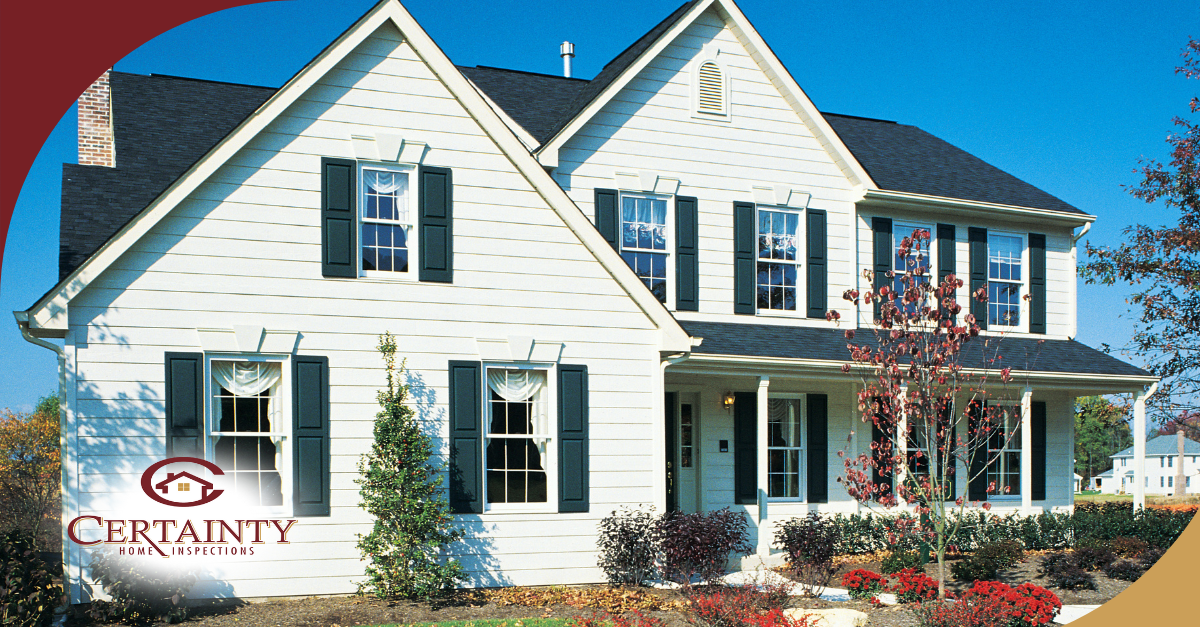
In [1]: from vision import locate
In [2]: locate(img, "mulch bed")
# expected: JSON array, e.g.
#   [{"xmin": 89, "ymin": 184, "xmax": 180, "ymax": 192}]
[{"xmin": 63, "ymin": 552, "xmax": 1133, "ymax": 627}]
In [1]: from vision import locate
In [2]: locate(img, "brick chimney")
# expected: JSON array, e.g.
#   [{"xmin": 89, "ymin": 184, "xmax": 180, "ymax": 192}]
[{"xmin": 78, "ymin": 70, "xmax": 115, "ymax": 167}]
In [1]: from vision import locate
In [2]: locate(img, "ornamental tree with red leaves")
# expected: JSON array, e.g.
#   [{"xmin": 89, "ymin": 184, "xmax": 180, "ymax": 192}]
[
  {"xmin": 1083, "ymin": 37, "xmax": 1200, "ymax": 423},
  {"xmin": 832, "ymin": 227, "xmax": 1037, "ymax": 600}
]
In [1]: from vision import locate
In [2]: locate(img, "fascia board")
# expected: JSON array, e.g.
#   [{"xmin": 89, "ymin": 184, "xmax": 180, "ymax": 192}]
[
  {"xmin": 715, "ymin": 0, "xmax": 876, "ymax": 190},
  {"xmin": 859, "ymin": 189, "xmax": 1096, "ymax": 227},
  {"xmin": 536, "ymin": 0, "xmax": 717, "ymax": 163},
  {"xmin": 26, "ymin": 0, "xmax": 693, "ymax": 353}
]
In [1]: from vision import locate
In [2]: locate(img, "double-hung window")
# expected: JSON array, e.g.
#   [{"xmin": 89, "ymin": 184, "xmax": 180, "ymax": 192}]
[
  {"xmin": 620, "ymin": 194, "xmax": 670, "ymax": 303},
  {"xmin": 986, "ymin": 404, "xmax": 1021, "ymax": 497},
  {"xmin": 208, "ymin": 358, "xmax": 290, "ymax": 510},
  {"xmin": 893, "ymin": 223, "xmax": 933, "ymax": 315},
  {"xmin": 361, "ymin": 165, "xmax": 415, "ymax": 275},
  {"xmin": 756, "ymin": 207, "xmax": 803, "ymax": 311},
  {"xmin": 767, "ymin": 397, "xmax": 805, "ymax": 499},
  {"xmin": 987, "ymin": 233, "xmax": 1024, "ymax": 328},
  {"xmin": 485, "ymin": 368, "xmax": 553, "ymax": 509}
]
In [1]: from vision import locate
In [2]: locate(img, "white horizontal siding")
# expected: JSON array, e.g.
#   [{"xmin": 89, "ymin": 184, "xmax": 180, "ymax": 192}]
[
  {"xmin": 66, "ymin": 24, "xmax": 664, "ymax": 597},
  {"xmin": 557, "ymin": 8, "xmax": 858, "ymax": 321}
]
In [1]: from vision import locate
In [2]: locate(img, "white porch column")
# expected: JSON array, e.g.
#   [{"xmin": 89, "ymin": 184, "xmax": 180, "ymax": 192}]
[
  {"xmin": 896, "ymin": 384, "xmax": 908, "ymax": 506},
  {"xmin": 758, "ymin": 372, "xmax": 768, "ymax": 554},
  {"xmin": 756, "ymin": 376, "xmax": 770, "ymax": 555},
  {"xmin": 1133, "ymin": 383, "xmax": 1158, "ymax": 510},
  {"xmin": 1021, "ymin": 386, "xmax": 1033, "ymax": 513}
]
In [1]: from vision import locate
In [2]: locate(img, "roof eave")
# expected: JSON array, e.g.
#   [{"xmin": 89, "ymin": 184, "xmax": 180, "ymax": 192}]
[{"xmin": 859, "ymin": 188, "xmax": 1095, "ymax": 227}]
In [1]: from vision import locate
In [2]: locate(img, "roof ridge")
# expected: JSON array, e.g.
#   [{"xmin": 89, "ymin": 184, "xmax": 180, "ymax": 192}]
[
  {"xmin": 821, "ymin": 111, "xmax": 898, "ymax": 124},
  {"xmin": 144, "ymin": 72, "xmax": 279, "ymax": 91},
  {"xmin": 461, "ymin": 65, "xmax": 589, "ymax": 82}
]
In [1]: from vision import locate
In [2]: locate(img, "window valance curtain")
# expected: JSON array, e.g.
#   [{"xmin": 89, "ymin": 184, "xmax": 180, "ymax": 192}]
[
  {"xmin": 487, "ymin": 369, "xmax": 549, "ymax": 454},
  {"xmin": 211, "ymin": 361, "xmax": 285, "ymax": 467}
]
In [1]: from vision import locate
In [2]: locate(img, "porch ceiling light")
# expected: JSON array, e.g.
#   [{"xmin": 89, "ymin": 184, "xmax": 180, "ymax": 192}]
[{"xmin": 723, "ymin": 392, "xmax": 735, "ymax": 410}]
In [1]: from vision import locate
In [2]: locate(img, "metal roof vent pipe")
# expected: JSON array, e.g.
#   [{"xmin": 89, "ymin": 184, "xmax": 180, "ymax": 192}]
[{"xmin": 561, "ymin": 41, "xmax": 575, "ymax": 78}]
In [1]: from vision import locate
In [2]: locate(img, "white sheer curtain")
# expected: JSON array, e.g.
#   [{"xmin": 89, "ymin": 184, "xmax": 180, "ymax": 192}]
[
  {"xmin": 487, "ymin": 369, "xmax": 549, "ymax": 455},
  {"xmin": 364, "ymin": 170, "xmax": 410, "ymax": 222},
  {"xmin": 211, "ymin": 361, "xmax": 284, "ymax": 468}
]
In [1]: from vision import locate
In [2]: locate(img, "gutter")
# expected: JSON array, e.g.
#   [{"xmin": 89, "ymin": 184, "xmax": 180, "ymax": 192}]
[{"xmin": 858, "ymin": 189, "xmax": 1096, "ymax": 227}]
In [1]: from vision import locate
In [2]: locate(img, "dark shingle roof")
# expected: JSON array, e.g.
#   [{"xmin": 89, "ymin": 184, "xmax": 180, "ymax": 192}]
[
  {"xmin": 823, "ymin": 113, "xmax": 1084, "ymax": 215},
  {"xmin": 679, "ymin": 320, "xmax": 1151, "ymax": 378},
  {"xmin": 59, "ymin": 72, "xmax": 276, "ymax": 280},
  {"xmin": 459, "ymin": 66, "xmax": 588, "ymax": 143}
]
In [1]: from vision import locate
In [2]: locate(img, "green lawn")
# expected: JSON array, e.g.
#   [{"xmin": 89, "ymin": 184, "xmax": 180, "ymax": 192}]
[
  {"xmin": 1076, "ymin": 492, "xmax": 1132, "ymax": 503},
  {"xmin": 367, "ymin": 620, "xmax": 575, "ymax": 627}
]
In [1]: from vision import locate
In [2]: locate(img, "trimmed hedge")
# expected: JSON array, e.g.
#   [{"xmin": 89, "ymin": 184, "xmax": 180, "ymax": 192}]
[{"xmin": 824, "ymin": 503, "xmax": 1192, "ymax": 556}]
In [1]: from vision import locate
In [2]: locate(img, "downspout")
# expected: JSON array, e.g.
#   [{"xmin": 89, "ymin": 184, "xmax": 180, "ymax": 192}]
[
  {"xmin": 14, "ymin": 312, "xmax": 68, "ymax": 598},
  {"xmin": 1072, "ymin": 221, "xmax": 1092, "ymax": 244}
]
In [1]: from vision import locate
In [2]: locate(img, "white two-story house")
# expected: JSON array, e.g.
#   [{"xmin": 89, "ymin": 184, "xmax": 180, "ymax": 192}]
[
  {"xmin": 15, "ymin": 0, "xmax": 1157, "ymax": 603},
  {"xmin": 1099, "ymin": 434, "xmax": 1200, "ymax": 495}
]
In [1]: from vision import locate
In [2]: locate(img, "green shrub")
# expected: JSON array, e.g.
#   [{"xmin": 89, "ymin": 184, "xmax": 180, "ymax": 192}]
[
  {"xmin": 597, "ymin": 507, "xmax": 658, "ymax": 586},
  {"xmin": 880, "ymin": 549, "xmax": 921, "ymax": 575},
  {"xmin": 1, "ymin": 530, "xmax": 62, "ymax": 627},
  {"xmin": 356, "ymin": 334, "xmax": 464, "ymax": 600},
  {"xmin": 86, "ymin": 550, "xmax": 196, "ymax": 624}
]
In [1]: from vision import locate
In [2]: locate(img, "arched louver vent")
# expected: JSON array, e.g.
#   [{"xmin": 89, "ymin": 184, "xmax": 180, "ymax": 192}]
[{"xmin": 697, "ymin": 61, "xmax": 725, "ymax": 115}]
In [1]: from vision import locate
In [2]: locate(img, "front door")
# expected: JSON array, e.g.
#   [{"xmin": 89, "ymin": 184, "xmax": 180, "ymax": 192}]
[{"xmin": 665, "ymin": 392, "xmax": 699, "ymax": 513}]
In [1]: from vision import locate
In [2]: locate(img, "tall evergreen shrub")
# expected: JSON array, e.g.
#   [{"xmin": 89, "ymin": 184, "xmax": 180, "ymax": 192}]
[{"xmin": 357, "ymin": 333, "xmax": 464, "ymax": 599}]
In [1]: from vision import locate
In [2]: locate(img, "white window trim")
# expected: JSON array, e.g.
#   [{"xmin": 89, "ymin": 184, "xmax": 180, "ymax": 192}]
[
  {"xmin": 690, "ymin": 53, "xmax": 731, "ymax": 122},
  {"xmin": 986, "ymin": 230, "xmax": 1029, "ymax": 333},
  {"xmin": 618, "ymin": 191, "xmax": 675, "ymax": 309},
  {"xmin": 893, "ymin": 222, "xmax": 936, "ymax": 315},
  {"xmin": 766, "ymin": 393, "xmax": 806, "ymax": 502},
  {"xmin": 482, "ymin": 362, "xmax": 559, "ymax": 514},
  {"xmin": 359, "ymin": 162, "xmax": 418, "ymax": 280},
  {"xmin": 204, "ymin": 353, "xmax": 293, "ymax": 517},
  {"xmin": 755, "ymin": 205, "xmax": 806, "ymax": 317}
]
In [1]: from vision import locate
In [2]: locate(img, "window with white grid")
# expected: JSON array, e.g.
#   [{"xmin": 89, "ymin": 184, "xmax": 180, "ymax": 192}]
[
  {"xmin": 986, "ymin": 404, "xmax": 1021, "ymax": 497},
  {"xmin": 893, "ymin": 224, "xmax": 933, "ymax": 316},
  {"xmin": 361, "ymin": 165, "xmax": 414, "ymax": 274},
  {"xmin": 757, "ymin": 207, "xmax": 803, "ymax": 311},
  {"xmin": 767, "ymin": 397, "xmax": 804, "ymax": 499},
  {"xmin": 988, "ymin": 233, "xmax": 1024, "ymax": 327},
  {"xmin": 619, "ymin": 194, "xmax": 670, "ymax": 303},
  {"xmin": 485, "ymin": 369, "xmax": 552, "ymax": 507},
  {"xmin": 208, "ymin": 360, "xmax": 287, "ymax": 508}
]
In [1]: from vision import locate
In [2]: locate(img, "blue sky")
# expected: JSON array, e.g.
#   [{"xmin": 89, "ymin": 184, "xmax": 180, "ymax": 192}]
[{"xmin": 2, "ymin": 0, "xmax": 1197, "ymax": 412}]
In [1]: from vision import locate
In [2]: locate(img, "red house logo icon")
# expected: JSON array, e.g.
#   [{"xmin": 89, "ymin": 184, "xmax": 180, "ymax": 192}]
[{"xmin": 140, "ymin": 457, "xmax": 225, "ymax": 507}]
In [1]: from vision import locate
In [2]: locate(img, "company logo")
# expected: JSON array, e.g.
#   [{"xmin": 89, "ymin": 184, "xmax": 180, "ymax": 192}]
[{"xmin": 140, "ymin": 457, "xmax": 225, "ymax": 507}]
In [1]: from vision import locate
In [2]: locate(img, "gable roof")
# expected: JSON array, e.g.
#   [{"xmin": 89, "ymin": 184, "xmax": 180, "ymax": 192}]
[
  {"xmin": 457, "ymin": 66, "xmax": 588, "ymax": 144},
  {"xmin": 23, "ymin": 0, "xmax": 692, "ymax": 352},
  {"xmin": 60, "ymin": 72, "xmax": 275, "ymax": 281},
  {"xmin": 678, "ymin": 320, "xmax": 1153, "ymax": 379},
  {"xmin": 824, "ymin": 113, "xmax": 1085, "ymax": 215},
  {"xmin": 1112, "ymin": 436, "xmax": 1200, "ymax": 458}
]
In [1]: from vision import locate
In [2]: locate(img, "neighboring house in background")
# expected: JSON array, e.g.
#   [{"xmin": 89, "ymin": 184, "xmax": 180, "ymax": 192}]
[
  {"xmin": 1107, "ymin": 434, "xmax": 1200, "ymax": 495},
  {"xmin": 1091, "ymin": 469, "xmax": 1112, "ymax": 492},
  {"xmin": 1073, "ymin": 473, "xmax": 1084, "ymax": 493},
  {"xmin": 14, "ymin": 0, "xmax": 1158, "ymax": 603}
]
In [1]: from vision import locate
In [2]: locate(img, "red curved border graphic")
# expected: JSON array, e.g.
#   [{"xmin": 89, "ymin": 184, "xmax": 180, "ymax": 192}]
[{"xmin": 140, "ymin": 457, "xmax": 225, "ymax": 507}]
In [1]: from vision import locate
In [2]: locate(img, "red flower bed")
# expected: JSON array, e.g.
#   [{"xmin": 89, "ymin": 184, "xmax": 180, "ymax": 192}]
[
  {"xmin": 888, "ymin": 568, "xmax": 939, "ymax": 603},
  {"xmin": 947, "ymin": 581, "xmax": 1062, "ymax": 627},
  {"xmin": 840, "ymin": 568, "xmax": 885, "ymax": 600}
]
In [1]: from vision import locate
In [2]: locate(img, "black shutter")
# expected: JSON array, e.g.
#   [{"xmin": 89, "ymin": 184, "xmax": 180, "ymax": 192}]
[
  {"xmin": 806, "ymin": 209, "xmax": 827, "ymax": 319},
  {"xmin": 968, "ymin": 400, "xmax": 988, "ymax": 501},
  {"xmin": 558, "ymin": 365, "xmax": 590, "ymax": 513},
  {"xmin": 418, "ymin": 166, "xmax": 453, "ymax": 283},
  {"xmin": 872, "ymin": 217, "xmax": 892, "ymax": 320},
  {"xmin": 733, "ymin": 391, "xmax": 757, "ymax": 504},
  {"xmin": 164, "ymin": 352, "xmax": 204, "ymax": 458},
  {"xmin": 675, "ymin": 196, "xmax": 700, "ymax": 311},
  {"xmin": 937, "ymin": 224, "xmax": 956, "ymax": 319},
  {"xmin": 293, "ymin": 355, "xmax": 331, "ymax": 517},
  {"xmin": 321, "ymin": 157, "xmax": 357, "ymax": 278},
  {"xmin": 734, "ymin": 202, "xmax": 757, "ymax": 315},
  {"xmin": 1032, "ymin": 401, "xmax": 1047, "ymax": 501},
  {"xmin": 968, "ymin": 227, "xmax": 988, "ymax": 330},
  {"xmin": 1029, "ymin": 233, "xmax": 1046, "ymax": 334},
  {"xmin": 595, "ymin": 188, "xmax": 619, "ymax": 250},
  {"xmin": 448, "ymin": 361, "xmax": 483, "ymax": 514},
  {"xmin": 665, "ymin": 392, "xmax": 678, "ymax": 513},
  {"xmin": 807, "ymin": 394, "xmax": 828, "ymax": 503},
  {"xmin": 871, "ymin": 416, "xmax": 892, "ymax": 498}
]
